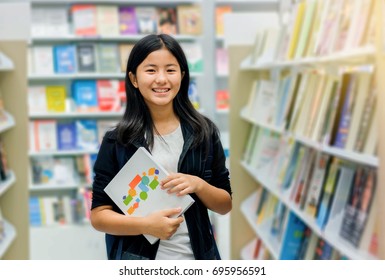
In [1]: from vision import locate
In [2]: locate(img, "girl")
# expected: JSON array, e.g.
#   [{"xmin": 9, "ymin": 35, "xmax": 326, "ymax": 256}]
[{"xmin": 90, "ymin": 34, "xmax": 232, "ymax": 260}]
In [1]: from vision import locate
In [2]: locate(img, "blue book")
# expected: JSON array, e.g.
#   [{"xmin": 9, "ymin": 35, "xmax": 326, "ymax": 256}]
[
  {"xmin": 279, "ymin": 211, "xmax": 307, "ymax": 260},
  {"xmin": 29, "ymin": 196, "xmax": 42, "ymax": 226},
  {"xmin": 57, "ymin": 121, "xmax": 77, "ymax": 150},
  {"xmin": 72, "ymin": 80, "xmax": 98, "ymax": 111},
  {"xmin": 75, "ymin": 119, "xmax": 98, "ymax": 150},
  {"xmin": 53, "ymin": 44, "xmax": 77, "ymax": 73}
]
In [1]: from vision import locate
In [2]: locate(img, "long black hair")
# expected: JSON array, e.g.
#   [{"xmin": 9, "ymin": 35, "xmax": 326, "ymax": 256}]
[{"xmin": 116, "ymin": 34, "xmax": 217, "ymax": 152}]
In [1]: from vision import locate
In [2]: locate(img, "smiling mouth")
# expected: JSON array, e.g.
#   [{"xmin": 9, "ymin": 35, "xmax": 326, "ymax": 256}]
[{"xmin": 153, "ymin": 88, "xmax": 170, "ymax": 93}]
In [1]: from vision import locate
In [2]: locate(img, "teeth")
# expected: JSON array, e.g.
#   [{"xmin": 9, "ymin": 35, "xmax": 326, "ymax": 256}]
[{"xmin": 154, "ymin": 89, "xmax": 169, "ymax": 93}]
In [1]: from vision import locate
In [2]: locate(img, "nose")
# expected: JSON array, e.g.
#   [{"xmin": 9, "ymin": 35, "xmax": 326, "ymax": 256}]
[{"xmin": 155, "ymin": 71, "xmax": 167, "ymax": 83}]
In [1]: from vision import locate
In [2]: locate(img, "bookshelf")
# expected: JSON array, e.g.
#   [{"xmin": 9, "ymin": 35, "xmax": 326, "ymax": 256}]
[
  {"xmin": 0, "ymin": 44, "xmax": 29, "ymax": 259},
  {"xmin": 229, "ymin": 0, "xmax": 383, "ymax": 260}
]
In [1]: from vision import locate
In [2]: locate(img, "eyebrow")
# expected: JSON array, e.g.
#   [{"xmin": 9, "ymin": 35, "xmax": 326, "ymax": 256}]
[{"xmin": 143, "ymin": 63, "xmax": 178, "ymax": 68}]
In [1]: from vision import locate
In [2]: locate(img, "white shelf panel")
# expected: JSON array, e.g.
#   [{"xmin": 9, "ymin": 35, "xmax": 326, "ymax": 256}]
[
  {"xmin": 31, "ymin": 34, "xmax": 199, "ymax": 42},
  {"xmin": 241, "ymin": 46, "xmax": 376, "ymax": 70},
  {"xmin": 0, "ymin": 52, "xmax": 14, "ymax": 71},
  {"xmin": 29, "ymin": 111, "xmax": 122, "ymax": 119},
  {"xmin": 28, "ymin": 72, "xmax": 202, "ymax": 80},
  {"xmin": 29, "ymin": 149, "xmax": 99, "ymax": 157},
  {"xmin": 0, "ymin": 220, "xmax": 17, "ymax": 259},
  {"xmin": 0, "ymin": 171, "xmax": 16, "ymax": 197}
]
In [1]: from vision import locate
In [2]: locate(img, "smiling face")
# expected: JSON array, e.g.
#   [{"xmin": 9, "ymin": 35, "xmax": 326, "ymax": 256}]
[{"xmin": 129, "ymin": 47, "xmax": 184, "ymax": 112}]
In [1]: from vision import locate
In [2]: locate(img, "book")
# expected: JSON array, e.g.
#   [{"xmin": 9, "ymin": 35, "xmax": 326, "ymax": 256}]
[
  {"xmin": 104, "ymin": 147, "xmax": 195, "ymax": 244},
  {"xmin": 157, "ymin": 7, "xmax": 177, "ymax": 35},
  {"xmin": 135, "ymin": 7, "xmax": 158, "ymax": 34},
  {"xmin": 45, "ymin": 85, "xmax": 66, "ymax": 112},
  {"xmin": 53, "ymin": 45, "xmax": 77, "ymax": 74},
  {"xmin": 118, "ymin": 43, "xmax": 134, "ymax": 72},
  {"xmin": 28, "ymin": 86, "xmax": 47, "ymax": 113},
  {"xmin": 30, "ymin": 120, "xmax": 58, "ymax": 151},
  {"xmin": 72, "ymin": 80, "xmax": 98, "ymax": 112},
  {"xmin": 215, "ymin": 89, "xmax": 229, "ymax": 111},
  {"xmin": 75, "ymin": 120, "xmax": 99, "ymax": 150},
  {"xmin": 279, "ymin": 211, "xmax": 307, "ymax": 259},
  {"xmin": 96, "ymin": 80, "xmax": 122, "ymax": 111},
  {"xmin": 176, "ymin": 5, "xmax": 202, "ymax": 35},
  {"xmin": 96, "ymin": 43, "xmax": 120, "ymax": 73},
  {"xmin": 215, "ymin": 5, "xmax": 232, "ymax": 36},
  {"xmin": 32, "ymin": 46, "xmax": 54, "ymax": 74},
  {"xmin": 71, "ymin": 4, "xmax": 98, "ymax": 36},
  {"xmin": 56, "ymin": 121, "xmax": 77, "ymax": 150},
  {"xmin": 180, "ymin": 42, "xmax": 203, "ymax": 73},
  {"xmin": 118, "ymin": 6, "xmax": 138, "ymax": 35},
  {"xmin": 77, "ymin": 43, "xmax": 97, "ymax": 73},
  {"xmin": 96, "ymin": 5, "xmax": 120, "ymax": 36}
]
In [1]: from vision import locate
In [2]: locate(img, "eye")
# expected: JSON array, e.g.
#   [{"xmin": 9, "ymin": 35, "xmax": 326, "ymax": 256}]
[
  {"xmin": 146, "ymin": 69, "xmax": 156, "ymax": 73},
  {"xmin": 167, "ymin": 68, "xmax": 177, "ymax": 73}
]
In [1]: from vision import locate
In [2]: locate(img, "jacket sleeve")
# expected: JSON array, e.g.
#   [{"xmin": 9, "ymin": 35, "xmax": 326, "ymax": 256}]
[
  {"xmin": 91, "ymin": 133, "xmax": 120, "ymax": 210},
  {"xmin": 209, "ymin": 130, "xmax": 232, "ymax": 197}
]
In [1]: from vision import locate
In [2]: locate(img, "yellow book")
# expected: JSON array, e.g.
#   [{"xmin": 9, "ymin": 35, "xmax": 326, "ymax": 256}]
[
  {"xmin": 294, "ymin": 0, "xmax": 317, "ymax": 59},
  {"xmin": 286, "ymin": 1, "xmax": 306, "ymax": 60},
  {"xmin": 215, "ymin": 5, "xmax": 232, "ymax": 36},
  {"xmin": 46, "ymin": 85, "xmax": 66, "ymax": 112}
]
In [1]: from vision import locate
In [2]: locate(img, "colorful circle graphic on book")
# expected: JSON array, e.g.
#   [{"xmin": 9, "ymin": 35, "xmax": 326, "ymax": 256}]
[{"xmin": 122, "ymin": 167, "xmax": 160, "ymax": 215}]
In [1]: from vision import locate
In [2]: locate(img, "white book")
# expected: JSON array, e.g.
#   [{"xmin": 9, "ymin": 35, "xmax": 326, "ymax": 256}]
[
  {"xmin": 32, "ymin": 120, "xmax": 58, "ymax": 151},
  {"xmin": 43, "ymin": 7, "xmax": 70, "ymax": 36},
  {"xmin": 104, "ymin": 147, "xmax": 195, "ymax": 244},
  {"xmin": 96, "ymin": 5, "xmax": 120, "ymax": 36},
  {"xmin": 28, "ymin": 86, "xmax": 47, "ymax": 113},
  {"xmin": 32, "ymin": 46, "xmax": 54, "ymax": 74}
]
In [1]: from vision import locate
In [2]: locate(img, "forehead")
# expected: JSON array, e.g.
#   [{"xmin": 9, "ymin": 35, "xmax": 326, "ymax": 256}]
[{"xmin": 140, "ymin": 48, "xmax": 179, "ymax": 66}]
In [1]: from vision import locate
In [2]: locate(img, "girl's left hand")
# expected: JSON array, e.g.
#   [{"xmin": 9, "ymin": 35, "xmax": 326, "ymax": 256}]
[{"xmin": 160, "ymin": 173, "xmax": 203, "ymax": 196}]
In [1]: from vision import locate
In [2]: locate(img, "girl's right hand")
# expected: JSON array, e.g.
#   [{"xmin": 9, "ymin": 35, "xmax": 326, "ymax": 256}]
[{"xmin": 145, "ymin": 208, "xmax": 184, "ymax": 240}]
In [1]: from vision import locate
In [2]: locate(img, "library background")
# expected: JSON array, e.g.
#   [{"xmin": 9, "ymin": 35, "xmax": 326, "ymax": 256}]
[{"xmin": 0, "ymin": 0, "xmax": 384, "ymax": 261}]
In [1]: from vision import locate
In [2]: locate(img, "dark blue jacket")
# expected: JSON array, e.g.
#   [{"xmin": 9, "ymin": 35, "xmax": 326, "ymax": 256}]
[{"xmin": 91, "ymin": 122, "xmax": 232, "ymax": 260}]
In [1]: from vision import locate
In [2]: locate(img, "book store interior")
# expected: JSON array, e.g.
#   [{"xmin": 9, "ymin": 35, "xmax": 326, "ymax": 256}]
[{"xmin": 0, "ymin": 0, "xmax": 384, "ymax": 261}]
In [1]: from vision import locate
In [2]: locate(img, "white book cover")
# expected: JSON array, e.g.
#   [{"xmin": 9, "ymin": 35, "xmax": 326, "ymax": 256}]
[
  {"xmin": 104, "ymin": 147, "xmax": 195, "ymax": 244},
  {"xmin": 28, "ymin": 86, "xmax": 47, "ymax": 113},
  {"xmin": 32, "ymin": 46, "xmax": 54, "ymax": 74}
]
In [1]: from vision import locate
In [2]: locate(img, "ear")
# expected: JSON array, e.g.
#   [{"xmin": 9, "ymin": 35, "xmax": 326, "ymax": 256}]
[
  {"xmin": 129, "ymin": 72, "xmax": 138, "ymax": 88},
  {"xmin": 181, "ymin": 71, "xmax": 185, "ymax": 79}
]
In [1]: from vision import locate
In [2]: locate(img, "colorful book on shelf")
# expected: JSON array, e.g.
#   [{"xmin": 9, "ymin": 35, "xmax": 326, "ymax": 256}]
[
  {"xmin": 279, "ymin": 211, "xmax": 307, "ymax": 260},
  {"xmin": 216, "ymin": 48, "xmax": 229, "ymax": 76},
  {"xmin": 176, "ymin": 5, "xmax": 202, "ymax": 35},
  {"xmin": 53, "ymin": 45, "xmax": 77, "ymax": 74},
  {"xmin": 339, "ymin": 167, "xmax": 376, "ymax": 248},
  {"xmin": 332, "ymin": 73, "xmax": 358, "ymax": 149},
  {"xmin": 72, "ymin": 80, "xmax": 98, "ymax": 112},
  {"xmin": 304, "ymin": 153, "xmax": 330, "ymax": 217},
  {"xmin": 28, "ymin": 86, "xmax": 47, "ymax": 113},
  {"xmin": 30, "ymin": 156, "xmax": 54, "ymax": 184},
  {"xmin": 52, "ymin": 157, "xmax": 77, "ymax": 185},
  {"xmin": 215, "ymin": 5, "xmax": 232, "ymax": 36},
  {"xmin": 96, "ymin": 5, "xmax": 120, "ymax": 36},
  {"xmin": 285, "ymin": 1, "xmax": 306, "ymax": 60},
  {"xmin": 118, "ymin": 6, "xmax": 138, "ymax": 35},
  {"xmin": 32, "ymin": 46, "xmax": 54, "ymax": 74},
  {"xmin": 77, "ymin": 43, "xmax": 97, "ymax": 73},
  {"xmin": 331, "ymin": 0, "xmax": 355, "ymax": 52},
  {"xmin": 345, "ymin": 71, "xmax": 373, "ymax": 151},
  {"xmin": 118, "ymin": 43, "xmax": 134, "ymax": 72},
  {"xmin": 29, "ymin": 196, "xmax": 42, "ymax": 226},
  {"xmin": 135, "ymin": 6, "xmax": 158, "ymax": 34},
  {"xmin": 75, "ymin": 119, "xmax": 99, "ymax": 150},
  {"xmin": 30, "ymin": 120, "xmax": 58, "ymax": 152},
  {"xmin": 215, "ymin": 89, "xmax": 229, "ymax": 111},
  {"xmin": 96, "ymin": 80, "xmax": 122, "ymax": 112},
  {"xmin": 315, "ymin": 157, "xmax": 340, "ymax": 229},
  {"xmin": 71, "ymin": 4, "xmax": 98, "ymax": 36},
  {"xmin": 180, "ymin": 42, "xmax": 203, "ymax": 73},
  {"xmin": 56, "ymin": 121, "xmax": 77, "ymax": 150},
  {"xmin": 96, "ymin": 43, "xmax": 120, "ymax": 73},
  {"xmin": 104, "ymin": 147, "xmax": 195, "ymax": 244},
  {"xmin": 31, "ymin": 7, "xmax": 69, "ymax": 37},
  {"xmin": 45, "ymin": 85, "xmax": 66, "ymax": 112},
  {"xmin": 313, "ymin": 237, "xmax": 335, "ymax": 260},
  {"xmin": 157, "ymin": 7, "xmax": 177, "ymax": 35}
]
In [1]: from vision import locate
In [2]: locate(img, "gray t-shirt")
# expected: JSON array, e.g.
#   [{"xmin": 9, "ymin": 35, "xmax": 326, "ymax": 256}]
[{"xmin": 151, "ymin": 125, "xmax": 194, "ymax": 260}]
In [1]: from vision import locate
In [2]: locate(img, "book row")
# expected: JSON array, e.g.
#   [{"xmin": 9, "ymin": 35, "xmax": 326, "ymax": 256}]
[
  {"xmin": 29, "ymin": 119, "xmax": 116, "ymax": 152},
  {"xmin": 28, "ymin": 41, "xmax": 203, "ymax": 75},
  {"xmin": 250, "ymin": 0, "xmax": 375, "ymax": 65},
  {"xmin": 29, "ymin": 188, "xmax": 92, "ymax": 227},
  {"xmin": 32, "ymin": 4, "xmax": 202, "ymax": 38},
  {"xmin": 243, "ymin": 127, "xmax": 378, "ymax": 257},
  {"xmin": 30, "ymin": 154, "xmax": 96, "ymax": 187},
  {"xmin": 245, "ymin": 66, "xmax": 377, "ymax": 156},
  {"xmin": 28, "ymin": 79, "xmax": 200, "ymax": 114}
]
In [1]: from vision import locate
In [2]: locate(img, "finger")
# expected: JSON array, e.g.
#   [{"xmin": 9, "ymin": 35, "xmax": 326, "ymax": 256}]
[{"xmin": 160, "ymin": 207, "xmax": 182, "ymax": 217}]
